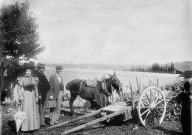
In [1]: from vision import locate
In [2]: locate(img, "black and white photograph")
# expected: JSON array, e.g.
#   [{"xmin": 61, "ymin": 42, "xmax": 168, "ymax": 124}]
[{"xmin": 0, "ymin": 0, "xmax": 191, "ymax": 135}]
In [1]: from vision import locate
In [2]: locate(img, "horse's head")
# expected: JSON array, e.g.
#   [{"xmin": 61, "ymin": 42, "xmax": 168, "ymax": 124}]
[{"xmin": 108, "ymin": 71, "xmax": 122, "ymax": 96}]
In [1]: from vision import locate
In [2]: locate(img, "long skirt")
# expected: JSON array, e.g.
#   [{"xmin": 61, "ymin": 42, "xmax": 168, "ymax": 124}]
[
  {"xmin": 181, "ymin": 107, "xmax": 192, "ymax": 135},
  {"xmin": 21, "ymin": 90, "xmax": 40, "ymax": 131}
]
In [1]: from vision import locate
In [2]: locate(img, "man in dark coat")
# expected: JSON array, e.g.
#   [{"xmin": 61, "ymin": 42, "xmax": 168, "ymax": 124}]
[
  {"xmin": 49, "ymin": 65, "xmax": 64, "ymax": 124},
  {"xmin": 174, "ymin": 79, "xmax": 192, "ymax": 135},
  {"xmin": 33, "ymin": 63, "xmax": 50, "ymax": 126}
]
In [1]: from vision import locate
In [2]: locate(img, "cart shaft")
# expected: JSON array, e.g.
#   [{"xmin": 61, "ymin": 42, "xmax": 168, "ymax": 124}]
[
  {"xmin": 61, "ymin": 107, "xmax": 130, "ymax": 135},
  {"xmin": 48, "ymin": 109, "xmax": 102, "ymax": 129}
]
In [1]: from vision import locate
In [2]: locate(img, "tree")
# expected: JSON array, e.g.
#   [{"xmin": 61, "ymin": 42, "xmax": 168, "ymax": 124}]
[
  {"xmin": 170, "ymin": 62, "xmax": 174, "ymax": 73},
  {"xmin": 0, "ymin": 1, "xmax": 45, "ymax": 102},
  {"xmin": 152, "ymin": 63, "xmax": 160, "ymax": 72}
]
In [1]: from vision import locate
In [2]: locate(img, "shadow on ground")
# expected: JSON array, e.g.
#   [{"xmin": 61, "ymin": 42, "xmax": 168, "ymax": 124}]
[{"xmin": 153, "ymin": 126, "xmax": 183, "ymax": 135}]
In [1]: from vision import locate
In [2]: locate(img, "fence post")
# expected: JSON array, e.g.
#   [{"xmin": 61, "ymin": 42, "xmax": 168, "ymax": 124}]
[
  {"xmin": 136, "ymin": 77, "xmax": 141, "ymax": 95},
  {"xmin": 157, "ymin": 78, "xmax": 159, "ymax": 87},
  {"xmin": 129, "ymin": 81, "xmax": 134, "ymax": 109}
]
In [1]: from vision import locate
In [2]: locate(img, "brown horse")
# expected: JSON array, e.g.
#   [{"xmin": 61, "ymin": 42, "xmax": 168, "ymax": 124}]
[{"xmin": 66, "ymin": 72, "xmax": 121, "ymax": 116}]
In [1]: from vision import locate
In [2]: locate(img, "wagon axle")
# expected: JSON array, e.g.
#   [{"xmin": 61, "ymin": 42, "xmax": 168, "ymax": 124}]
[{"xmin": 149, "ymin": 103, "xmax": 156, "ymax": 109}]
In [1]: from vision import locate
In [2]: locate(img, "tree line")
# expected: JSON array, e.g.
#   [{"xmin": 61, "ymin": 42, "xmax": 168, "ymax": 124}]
[{"xmin": 130, "ymin": 62, "xmax": 175, "ymax": 73}]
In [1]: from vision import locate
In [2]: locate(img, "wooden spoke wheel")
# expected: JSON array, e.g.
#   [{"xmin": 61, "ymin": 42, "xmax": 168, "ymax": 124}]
[{"xmin": 138, "ymin": 86, "xmax": 167, "ymax": 127}]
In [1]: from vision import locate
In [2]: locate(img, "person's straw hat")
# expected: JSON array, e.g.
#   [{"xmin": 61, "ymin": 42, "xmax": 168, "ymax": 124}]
[{"xmin": 56, "ymin": 65, "xmax": 63, "ymax": 70}]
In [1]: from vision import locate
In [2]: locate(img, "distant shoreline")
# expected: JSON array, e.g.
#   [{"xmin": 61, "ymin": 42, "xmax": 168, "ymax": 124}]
[
  {"xmin": 45, "ymin": 61, "xmax": 192, "ymax": 73},
  {"xmin": 45, "ymin": 63, "xmax": 149, "ymax": 71}
]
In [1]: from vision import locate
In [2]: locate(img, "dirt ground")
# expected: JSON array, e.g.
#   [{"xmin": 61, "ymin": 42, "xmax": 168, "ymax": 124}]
[{"xmin": 2, "ymin": 104, "xmax": 183, "ymax": 135}]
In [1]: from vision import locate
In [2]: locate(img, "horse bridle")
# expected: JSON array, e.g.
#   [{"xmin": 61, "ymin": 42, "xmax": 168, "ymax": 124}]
[
  {"xmin": 111, "ymin": 76, "xmax": 119, "ymax": 87},
  {"xmin": 111, "ymin": 75, "xmax": 123, "ymax": 94},
  {"xmin": 111, "ymin": 76, "xmax": 117, "ymax": 82}
]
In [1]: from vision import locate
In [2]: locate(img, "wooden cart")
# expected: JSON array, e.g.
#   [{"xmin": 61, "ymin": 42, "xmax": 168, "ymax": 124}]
[{"xmin": 48, "ymin": 86, "xmax": 167, "ymax": 135}]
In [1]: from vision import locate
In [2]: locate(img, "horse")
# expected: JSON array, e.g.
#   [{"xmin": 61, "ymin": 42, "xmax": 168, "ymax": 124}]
[{"xmin": 66, "ymin": 72, "xmax": 122, "ymax": 116}]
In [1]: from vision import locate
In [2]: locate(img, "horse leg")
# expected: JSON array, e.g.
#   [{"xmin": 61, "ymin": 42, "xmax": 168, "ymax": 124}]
[
  {"xmin": 90, "ymin": 100, "xmax": 97, "ymax": 110},
  {"xmin": 90, "ymin": 100, "xmax": 101, "ymax": 110},
  {"xmin": 69, "ymin": 92, "xmax": 78, "ymax": 116}
]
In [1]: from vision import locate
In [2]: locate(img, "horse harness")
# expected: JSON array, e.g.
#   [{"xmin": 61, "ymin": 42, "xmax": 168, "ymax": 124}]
[
  {"xmin": 78, "ymin": 80, "xmax": 98, "ymax": 95},
  {"xmin": 78, "ymin": 80, "xmax": 83, "ymax": 94},
  {"xmin": 78, "ymin": 76, "xmax": 116, "ymax": 96}
]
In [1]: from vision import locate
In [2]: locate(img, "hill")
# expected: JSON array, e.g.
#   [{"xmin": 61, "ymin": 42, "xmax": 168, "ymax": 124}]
[
  {"xmin": 173, "ymin": 61, "xmax": 192, "ymax": 72},
  {"xmin": 46, "ymin": 63, "xmax": 150, "ymax": 70},
  {"xmin": 45, "ymin": 61, "xmax": 192, "ymax": 72}
]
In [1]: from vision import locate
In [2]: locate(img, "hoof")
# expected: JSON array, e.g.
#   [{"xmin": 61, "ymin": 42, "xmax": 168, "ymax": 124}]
[
  {"xmin": 71, "ymin": 112, "xmax": 76, "ymax": 117},
  {"xmin": 71, "ymin": 114, "xmax": 76, "ymax": 117}
]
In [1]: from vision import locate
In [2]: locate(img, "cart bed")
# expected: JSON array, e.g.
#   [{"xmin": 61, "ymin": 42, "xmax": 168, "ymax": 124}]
[{"xmin": 102, "ymin": 103, "xmax": 131, "ymax": 112}]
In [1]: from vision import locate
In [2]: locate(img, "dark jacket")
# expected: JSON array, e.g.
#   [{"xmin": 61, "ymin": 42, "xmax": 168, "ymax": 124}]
[
  {"xmin": 33, "ymin": 70, "xmax": 50, "ymax": 104},
  {"xmin": 49, "ymin": 73, "xmax": 64, "ymax": 99},
  {"xmin": 175, "ymin": 92, "xmax": 192, "ymax": 135}
]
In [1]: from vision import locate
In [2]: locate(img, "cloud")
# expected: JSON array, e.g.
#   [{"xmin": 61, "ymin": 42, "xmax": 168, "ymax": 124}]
[{"xmin": 2, "ymin": 0, "xmax": 192, "ymax": 65}]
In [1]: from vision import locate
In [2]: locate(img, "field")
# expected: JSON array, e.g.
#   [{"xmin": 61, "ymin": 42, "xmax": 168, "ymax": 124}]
[{"xmin": 2, "ymin": 68, "xmax": 183, "ymax": 135}]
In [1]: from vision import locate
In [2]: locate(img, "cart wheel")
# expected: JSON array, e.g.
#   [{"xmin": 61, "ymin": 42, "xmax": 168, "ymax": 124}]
[{"xmin": 138, "ymin": 86, "xmax": 167, "ymax": 127}]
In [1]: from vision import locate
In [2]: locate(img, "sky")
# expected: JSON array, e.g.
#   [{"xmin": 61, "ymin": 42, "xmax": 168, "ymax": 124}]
[{"xmin": 1, "ymin": 0, "xmax": 192, "ymax": 65}]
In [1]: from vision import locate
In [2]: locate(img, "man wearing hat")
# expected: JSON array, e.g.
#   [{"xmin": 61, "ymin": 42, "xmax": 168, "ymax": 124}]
[
  {"xmin": 33, "ymin": 63, "xmax": 50, "ymax": 126},
  {"xmin": 49, "ymin": 65, "xmax": 64, "ymax": 124}
]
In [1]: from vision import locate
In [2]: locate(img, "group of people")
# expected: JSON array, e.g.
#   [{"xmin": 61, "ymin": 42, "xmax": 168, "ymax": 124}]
[
  {"xmin": 15, "ymin": 61, "xmax": 192, "ymax": 134},
  {"xmin": 17, "ymin": 61, "xmax": 64, "ymax": 133}
]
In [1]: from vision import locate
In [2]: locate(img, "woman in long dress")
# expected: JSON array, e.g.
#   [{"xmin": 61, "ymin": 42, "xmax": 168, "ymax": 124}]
[{"xmin": 17, "ymin": 67, "xmax": 40, "ymax": 132}]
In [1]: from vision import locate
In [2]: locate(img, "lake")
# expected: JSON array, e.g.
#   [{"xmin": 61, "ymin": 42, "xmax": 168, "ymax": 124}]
[
  {"xmin": 46, "ymin": 67, "xmax": 179, "ymax": 92},
  {"xmin": 9, "ymin": 67, "xmax": 180, "ymax": 104}
]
